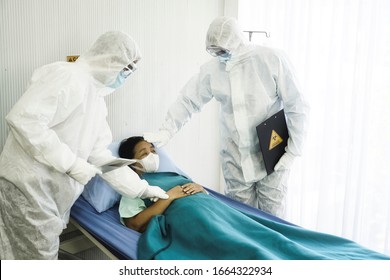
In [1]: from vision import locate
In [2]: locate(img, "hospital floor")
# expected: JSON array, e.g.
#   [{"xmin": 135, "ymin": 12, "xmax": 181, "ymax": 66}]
[{"xmin": 59, "ymin": 222, "xmax": 111, "ymax": 260}]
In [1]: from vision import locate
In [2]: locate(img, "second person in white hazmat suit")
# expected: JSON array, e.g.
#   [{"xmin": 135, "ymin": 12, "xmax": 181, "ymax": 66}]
[
  {"xmin": 0, "ymin": 31, "xmax": 168, "ymax": 260},
  {"xmin": 144, "ymin": 17, "xmax": 309, "ymax": 217}
]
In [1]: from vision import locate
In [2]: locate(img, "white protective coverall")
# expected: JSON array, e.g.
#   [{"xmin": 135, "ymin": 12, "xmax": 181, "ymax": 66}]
[
  {"xmin": 145, "ymin": 17, "xmax": 309, "ymax": 217},
  {"xmin": 0, "ymin": 31, "xmax": 167, "ymax": 259}
]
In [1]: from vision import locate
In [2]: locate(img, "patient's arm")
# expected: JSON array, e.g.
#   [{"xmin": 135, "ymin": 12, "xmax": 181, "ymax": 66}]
[{"xmin": 123, "ymin": 186, "xmax": 188, "ymax": 233}]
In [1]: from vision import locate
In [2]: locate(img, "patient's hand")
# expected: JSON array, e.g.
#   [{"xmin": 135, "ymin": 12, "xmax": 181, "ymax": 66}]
[
  {"xmin": 167, "ymin": 186, "xmax": 188, "ymax": 200},
  {"xmin": 181, "ymin": 183, "xmax": 206, "ymax": 195}
]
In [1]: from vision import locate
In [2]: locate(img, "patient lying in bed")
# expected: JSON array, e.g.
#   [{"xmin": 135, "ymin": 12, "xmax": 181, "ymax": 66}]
[{"xmin": 118, "ymin": 136, "xmax": 390, "ymax": 260}]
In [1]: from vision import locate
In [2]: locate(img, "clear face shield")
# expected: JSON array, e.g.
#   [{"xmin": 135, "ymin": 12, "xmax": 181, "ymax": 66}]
[{"xmin": 121, "ymin": 61, "xmax": 138, "ymax": 78}]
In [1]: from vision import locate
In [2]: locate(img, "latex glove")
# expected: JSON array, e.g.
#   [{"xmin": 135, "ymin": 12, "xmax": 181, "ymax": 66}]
[
  {"xmin": 141, "ymin": 185, "xmax": 169, "ymax": 201},
  {"xmin": 67, "ymin": 157, "xmax": 102, "ymax": 185},
  {"xmin": 143, "ymin": 130, "xmax": 171, "ymax": 148},
  {"xmin": 274, "ymin": 152, "xmax": 295, "ymax": 171}
]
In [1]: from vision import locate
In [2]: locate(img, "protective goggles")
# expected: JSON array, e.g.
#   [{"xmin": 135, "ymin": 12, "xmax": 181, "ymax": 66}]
[
  {"xmin": 122, "ymin": 61, "xmax": 138, "ymax": 78},
  {"xmin": 206, "ymin": 46, "xmax": 231, "ymax": 58}
]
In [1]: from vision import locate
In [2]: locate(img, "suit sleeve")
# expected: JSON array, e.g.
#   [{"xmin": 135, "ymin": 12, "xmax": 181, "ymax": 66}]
[{"xmin": 275, "ymin": 51, "xmax": 310, "ymax": 157}]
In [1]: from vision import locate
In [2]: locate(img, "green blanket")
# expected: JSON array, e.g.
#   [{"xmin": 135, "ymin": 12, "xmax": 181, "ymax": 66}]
[{"xmin": 138, "ymin": 172, "xmax": 390, "ymax": 260}]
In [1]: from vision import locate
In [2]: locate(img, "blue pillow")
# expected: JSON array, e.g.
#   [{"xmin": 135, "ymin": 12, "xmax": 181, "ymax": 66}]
[{"xmin": 81, "ymin": 142, "xmax": 189, "ymax": 213}]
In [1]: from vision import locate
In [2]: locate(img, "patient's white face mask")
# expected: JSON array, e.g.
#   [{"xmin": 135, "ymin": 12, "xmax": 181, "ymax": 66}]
[{"xmin": 133, "ymin": 153, "xmax": 159, "ymax": 173}]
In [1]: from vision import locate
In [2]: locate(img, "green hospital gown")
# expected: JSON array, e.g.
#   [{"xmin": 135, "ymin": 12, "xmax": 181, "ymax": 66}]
[{"xmin": 121, "ymin": 172, "xmax": 390, "ymax": 260}]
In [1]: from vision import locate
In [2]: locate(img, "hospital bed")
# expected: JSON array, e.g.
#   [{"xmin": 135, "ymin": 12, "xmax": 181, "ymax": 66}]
[
  {"xmin": 70, "ymin": 186, "xmax": 293, "ymax": 260},
  {"xmin": 68, "ymin": 143, "xmax": 390, "ymax": 260},
  {"xmin": 68, "ymin": 142, "xmax": 293, "ymax": 260},
  {"xmin": 70, "ymin": 185, "xmax": 293, "ymax": 260}
]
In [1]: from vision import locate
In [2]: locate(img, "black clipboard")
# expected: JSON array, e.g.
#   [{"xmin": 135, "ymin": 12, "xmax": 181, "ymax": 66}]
[{"xmin": 256, "ymin": 109, "xmax": 289, "ymax": 175}]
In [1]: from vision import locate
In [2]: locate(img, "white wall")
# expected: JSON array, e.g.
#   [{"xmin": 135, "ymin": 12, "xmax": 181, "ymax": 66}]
[{"xmin": 0, "ymin": 0, "xmax": 226, "ymax": 191}]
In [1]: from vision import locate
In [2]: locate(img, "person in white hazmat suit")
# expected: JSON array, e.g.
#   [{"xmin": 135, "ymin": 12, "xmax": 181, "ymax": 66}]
[
  {"xmin": 0, "ymin": 31, "xmax": 168, "ymax": 260},
  {"xmin": 144, "ymin": 17, "xmax": 309, "ymax": 217}
]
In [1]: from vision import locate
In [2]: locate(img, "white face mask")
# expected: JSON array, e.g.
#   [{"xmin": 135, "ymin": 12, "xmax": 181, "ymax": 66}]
[{"xmin": 132, "ymin": 153, "xmax": 159, "ymax": 173}]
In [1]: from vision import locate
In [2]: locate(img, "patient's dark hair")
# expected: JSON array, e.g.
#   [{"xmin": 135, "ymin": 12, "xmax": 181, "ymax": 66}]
[{"xmin": 118, "ymin": 136, "xmax": 144, "ymax": 159}]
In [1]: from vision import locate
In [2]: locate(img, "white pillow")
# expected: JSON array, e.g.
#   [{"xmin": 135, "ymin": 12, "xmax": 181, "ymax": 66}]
[{"xmin": 81, "ymin": 142, "xmax": 189, "ymax": 213}]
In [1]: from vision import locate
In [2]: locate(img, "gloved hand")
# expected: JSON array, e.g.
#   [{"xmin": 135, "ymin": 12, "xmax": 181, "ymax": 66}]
[
  {"xmin": 143, "ymin": 130, "xmax": 171, "ymax": 148},
  {"xmin": 274, "ymin": 152, "xmax": 295, "ymax": 171},
  {"xmin": 141, "ymin": 185, "xmax": 169, "ymax": 201},
  {"xmin": 67, "ymin": 157, "xmax": 102, "ymax": 185}
]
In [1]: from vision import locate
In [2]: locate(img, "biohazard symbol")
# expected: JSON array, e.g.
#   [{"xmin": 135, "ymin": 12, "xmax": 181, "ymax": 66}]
[{"xmin": 269, "ymin": 130, "xmax": 283, "ymax": 150}]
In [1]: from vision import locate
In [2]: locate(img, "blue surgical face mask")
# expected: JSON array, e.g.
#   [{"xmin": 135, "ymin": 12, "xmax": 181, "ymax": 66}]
[
  {"xmin": 108, "ymin": 62, "xmax": 137, "ymax": 89},
  {"xmin": 218, "ymin": 52, "xmax": 232, "ymax": 63},
  {"xmin": 108, "ymin": 70, "xmax": 128, "ymax": 89}
]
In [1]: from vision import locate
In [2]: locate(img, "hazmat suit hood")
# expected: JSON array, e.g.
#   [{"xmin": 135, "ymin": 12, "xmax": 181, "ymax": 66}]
[
  {"xmin": 205, "ymin": 17, "xmax": 247, "ymax": 55},
  {"xmin": 77, "ymin": 31, "xmax": 142, "ymax": 91}
]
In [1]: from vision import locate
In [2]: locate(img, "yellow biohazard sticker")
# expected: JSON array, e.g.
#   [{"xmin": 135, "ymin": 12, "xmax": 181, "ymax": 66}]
[{"xmin": 269, "ymin": 130, "xmax": 283, "ymax": 150}]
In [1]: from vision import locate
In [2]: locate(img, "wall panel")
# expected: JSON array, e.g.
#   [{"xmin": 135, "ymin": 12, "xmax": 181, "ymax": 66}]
[{"xmin": 0, "ymin": 0, "xmax": 225, "ymax": 190}]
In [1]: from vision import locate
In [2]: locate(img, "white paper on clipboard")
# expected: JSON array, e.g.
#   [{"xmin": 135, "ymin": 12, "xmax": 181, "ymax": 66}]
[{"xmin": 98, "ymin": 158, "xmax": 136, "ymax": 173}]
